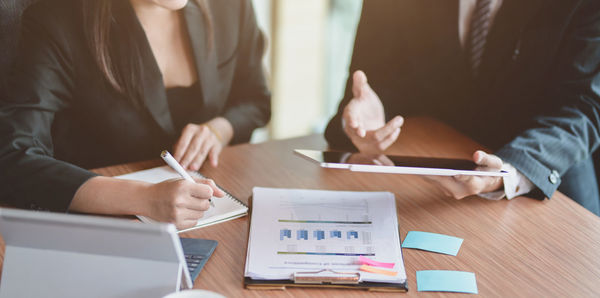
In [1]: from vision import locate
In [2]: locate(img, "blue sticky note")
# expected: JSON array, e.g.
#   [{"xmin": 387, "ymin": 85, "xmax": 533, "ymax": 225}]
[
  {"xmin": 417, "ymin": 270, "xmax": 478, "ymax": 294},
  {"xmin": 402, "ymin": 231, "xmax": 463, "ymax": 256}
]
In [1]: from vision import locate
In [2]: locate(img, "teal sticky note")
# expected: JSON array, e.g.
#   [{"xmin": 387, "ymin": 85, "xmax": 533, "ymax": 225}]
[
  {"xmin": 417, "ymin": 270, "xmax": 478, "ymax": 294},
  {"xmin": 402, "ymin": 231, "xmax": 463, "ymax": 256}
]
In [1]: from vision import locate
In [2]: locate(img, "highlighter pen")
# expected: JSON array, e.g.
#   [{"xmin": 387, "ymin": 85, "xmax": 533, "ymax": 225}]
[{"xmin": 160, "ymin": 150, "xmax": 215, "ymax": 207}]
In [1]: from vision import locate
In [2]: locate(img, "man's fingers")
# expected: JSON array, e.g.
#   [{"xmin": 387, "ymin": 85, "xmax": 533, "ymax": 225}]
[
  {"xmin": 428, "ymin": 174, "xmax": 498, "ymax": 199},
  {"xmin": 428, "ymin": 176, "xmax": 469, "ymax": 199},
  {"xmin": 473, "ymin": 150, "xmax": 503, "ymax": 169},
  {"xmin": 374, "ymin": 116, "xmax": 404, "ymax": 141},
  {"xmin": 356, "ymin": 127, "xmax": 366, "ymax": 138},
  {"xmin": 351, "ymin": 70, "xmax": 369, "ymax": 98},
  {"xmin": 345, "ymin": 113, "xmax": 360, "ymax": 130},
  {"xmin": 374, "ymin": 155, "xmax": 395, "ymax": 166},
  {"xmin": 343, "ymin": 115, "xmax": 365, "ymax": 139},
  {"xmin": 454, "ymin": 175, "xmax": 471, "ymax": 183},
  {"xmin": 438, "ymin": 178, "xmax": 469, "ymax": 199},
  {"xmin": 456, "ymin": 175, "xmax": 491, "ymax": 195},
  {"xmin": 343, "ymin": 102, "xmax": 362, "ymax": 130},
  {"xmin": 376, "ymin": 127, "xmax": 401, "ymax": 152}
]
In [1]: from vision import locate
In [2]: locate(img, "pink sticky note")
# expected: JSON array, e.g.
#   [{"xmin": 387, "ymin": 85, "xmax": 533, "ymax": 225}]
[{"xmin": 358, "ymin": 256, "xmax": 395, "ymax": 269}]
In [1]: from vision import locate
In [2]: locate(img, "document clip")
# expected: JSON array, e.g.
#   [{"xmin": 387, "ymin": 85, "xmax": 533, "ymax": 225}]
[{"xmin": 292, "ymin": 269, "xmax": 360, "ymax": 285}]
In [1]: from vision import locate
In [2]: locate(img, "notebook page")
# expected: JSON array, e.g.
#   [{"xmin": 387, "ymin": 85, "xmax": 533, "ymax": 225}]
[{"xmin": 115, "ymin": 166, "xmax": 247, "ymax": 232}]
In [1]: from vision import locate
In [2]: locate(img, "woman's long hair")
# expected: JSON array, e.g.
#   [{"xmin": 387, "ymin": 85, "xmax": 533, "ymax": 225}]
[{"xmin": 81, "ymin": 0, "xmax": 212, "ymax": 108}]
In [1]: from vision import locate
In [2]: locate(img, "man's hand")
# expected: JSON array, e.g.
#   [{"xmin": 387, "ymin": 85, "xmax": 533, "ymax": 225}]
[
  {"xmin": 343, "ymin": 70, "xmax": 404, "ymax": 153},
  {"xmin": 427, "ymin": 151, "xmax": 504, "ymax": 199}
]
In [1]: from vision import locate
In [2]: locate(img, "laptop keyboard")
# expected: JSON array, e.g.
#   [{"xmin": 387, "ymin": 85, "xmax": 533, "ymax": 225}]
[
  {"xmin": 179, "ymin": 238, "xmax": 217, "ymax": 283},
  {"xmin": 185, "ymin": 254, "xmax": 205, "ymax": 281}
]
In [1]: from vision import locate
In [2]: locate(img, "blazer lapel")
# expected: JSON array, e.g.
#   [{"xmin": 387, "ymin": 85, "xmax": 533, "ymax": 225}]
[
  {"xmin": 184, "ymin": 2, "xmax": 220, "ymax": 117},
  {"xmin": 127, "ymin": 3, "xmax": 176, "ymax": 136}
]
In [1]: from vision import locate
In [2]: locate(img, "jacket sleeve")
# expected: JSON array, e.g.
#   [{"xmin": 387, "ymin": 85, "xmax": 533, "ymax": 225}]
[
  {"xmin": 222, "ymin": 0, "xmax": 271, "ymax": 144},
  {"xmin": 0, "ymin": 5, "xmax": 97, "ymax": 211},
  {"xmin": 495, "ymin": 0, "xmax": 600, "ymax": 199}
]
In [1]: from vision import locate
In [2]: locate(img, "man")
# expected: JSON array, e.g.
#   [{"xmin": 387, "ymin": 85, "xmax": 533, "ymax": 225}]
[{"xmin": 325, "ymin": 0, "xmax": 600, "ymax": 215}]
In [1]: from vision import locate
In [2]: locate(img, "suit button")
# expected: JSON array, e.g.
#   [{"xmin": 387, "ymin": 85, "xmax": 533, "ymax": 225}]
[{"xmin": 549, "ymin": 170, "xmax": 560, "ymax": 184}]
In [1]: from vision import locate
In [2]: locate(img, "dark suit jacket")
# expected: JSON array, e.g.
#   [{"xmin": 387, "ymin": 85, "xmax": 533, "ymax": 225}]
[
  {"xmin": 0, "ymin": 0, "xmax": 270, "ymax": 211},
  {"xmin": 326, "ymin": 0, "xmax": 600, "ymax": 204}
]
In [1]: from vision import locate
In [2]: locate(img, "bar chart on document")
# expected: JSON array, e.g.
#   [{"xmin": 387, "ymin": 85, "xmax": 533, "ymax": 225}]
[
  {"xmin": 277, "ymin": 197, "xmax": 375, "ymax": 257},
  {"xmin": 245, "ymin": 187, "xmax": 407, "ymax": 283}
]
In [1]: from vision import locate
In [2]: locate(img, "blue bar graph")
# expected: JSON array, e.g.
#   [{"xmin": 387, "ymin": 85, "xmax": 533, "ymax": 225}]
[
  {"xmin": 280, "ymin": 229, "xmax": 291, "ymax": 240},
  {"xmin": 347, "ymin": 231, "xmax": 358, "ymax": 239},
  {"xmin": 330, "ymin": 230, "xmax": 342, "ymax": 238},
  {"xmin": 297, "ymin": 230, "xmax": 308, "ymax": 240},
  {"xmin": 313, "ymin": 230, "xmax": 325, "ymax": 240}
]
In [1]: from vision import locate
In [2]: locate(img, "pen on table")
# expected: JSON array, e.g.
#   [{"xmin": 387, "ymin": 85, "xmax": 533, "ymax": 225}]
[{"xmin": 160, "ymin": 150, "xmax": 215, "ymax": 207}]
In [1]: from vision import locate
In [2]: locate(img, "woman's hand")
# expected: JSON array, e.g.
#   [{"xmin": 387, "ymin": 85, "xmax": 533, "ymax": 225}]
[
  {"xmin": 143, "ymin": 178, "xmax": 225, "ymax": 230},
  {"xmin": 343, "ymin": 70, "xmax": 404, "ymax": 153},
  {"xmin": 426, "ymin": 151, "xmax": 504, "ymax": 199},
  {"xmin": 173, "ymin": 117, "xmax": 234, "ymax": 170},
  {"xmin": 71, "ymin": 176, "xmax": 225, "ymax": 231}
]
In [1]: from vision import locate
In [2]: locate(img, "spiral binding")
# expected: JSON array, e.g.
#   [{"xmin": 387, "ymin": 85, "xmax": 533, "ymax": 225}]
[{"xmin": 193, "ymin": 171, "xmax": 247, "ymax": 208}]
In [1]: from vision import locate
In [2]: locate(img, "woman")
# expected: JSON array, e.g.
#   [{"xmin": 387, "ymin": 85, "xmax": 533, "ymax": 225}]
[{"xmin": 0, "ymin": 0, "xmax": 270, "ymax": 229}]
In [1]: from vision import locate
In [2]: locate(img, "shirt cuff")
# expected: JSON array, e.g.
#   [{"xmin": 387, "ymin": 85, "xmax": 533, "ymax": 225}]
[
  {"xmin": 478, "ymin": 163, "xmax": 536, "ymax": 200},
  {"xmin": 504, "ymin": 163, "xmax": 536, "ymax": 199}
]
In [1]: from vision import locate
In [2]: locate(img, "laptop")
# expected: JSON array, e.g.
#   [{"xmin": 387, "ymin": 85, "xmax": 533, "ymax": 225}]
[{"xmin": 0, "ymin": 208, "xmax": 217, "ymax": 298}]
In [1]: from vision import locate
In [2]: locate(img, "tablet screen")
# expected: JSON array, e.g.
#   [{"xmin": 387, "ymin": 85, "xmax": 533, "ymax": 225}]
[
  {"xmin": 300, "ymin": 150, "xmax": 475, "ymax": 169},
  {"xmin": 294, "ymin": 149, "xmax": 508, "ymax": 177}
]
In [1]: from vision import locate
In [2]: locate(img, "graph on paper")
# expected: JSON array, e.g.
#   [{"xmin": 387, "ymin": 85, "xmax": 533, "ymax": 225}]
[{"xmin": 276, "ymin": 194, "xmax": 375, "ymax": 256}]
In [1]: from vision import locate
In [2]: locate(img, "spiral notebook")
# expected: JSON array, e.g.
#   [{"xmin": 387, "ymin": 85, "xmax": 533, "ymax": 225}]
[{"xmin": 116, "ymin": 166, "xmax": 247, "ymax": 233}]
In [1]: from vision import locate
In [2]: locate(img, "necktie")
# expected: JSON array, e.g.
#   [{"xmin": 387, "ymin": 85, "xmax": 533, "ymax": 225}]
[{"xmin": 466, "ymin": 0, "xmax": 493, "ymax": 77}]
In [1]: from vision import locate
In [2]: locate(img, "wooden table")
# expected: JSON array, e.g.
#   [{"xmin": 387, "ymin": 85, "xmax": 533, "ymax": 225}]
[{"xmin": 2, "ymin": 117, "xmax": 600, "ymax": 297}]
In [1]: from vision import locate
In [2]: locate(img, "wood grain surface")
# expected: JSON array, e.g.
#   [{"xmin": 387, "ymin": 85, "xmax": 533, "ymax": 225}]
[{"xmin": 2, "ymin": 117, "xmax": 599, "ymax": 297}]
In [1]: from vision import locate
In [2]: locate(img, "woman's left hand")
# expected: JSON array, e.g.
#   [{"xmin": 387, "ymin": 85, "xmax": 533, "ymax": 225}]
[{"xmin": 173, "ymin": 117, "xmax": 234, "ymax": 170}]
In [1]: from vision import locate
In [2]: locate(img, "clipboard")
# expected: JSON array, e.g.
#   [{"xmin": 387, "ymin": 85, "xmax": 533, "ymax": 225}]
[
  {"xmin": 244, "ymin": 273, "xmax": 408, "ymax": 292},
  {"xmin": 242, "ymin": 189, "xmax": 409, "ymax": 292}
]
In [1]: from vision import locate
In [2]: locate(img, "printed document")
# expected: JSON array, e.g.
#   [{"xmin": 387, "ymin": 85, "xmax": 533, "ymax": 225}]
[{"xmin": 245, "ymin": 187, "xmax": 406, "ymax": 284}]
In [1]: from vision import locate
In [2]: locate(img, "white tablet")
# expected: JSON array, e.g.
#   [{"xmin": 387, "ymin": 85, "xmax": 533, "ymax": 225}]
[
  {"xmin": 294, "ymin": 149, "xmax": 509, "ymax": 177},
  {"xmin": 0, "ymin": 208, "xmax": 192, "ymax": 298}
]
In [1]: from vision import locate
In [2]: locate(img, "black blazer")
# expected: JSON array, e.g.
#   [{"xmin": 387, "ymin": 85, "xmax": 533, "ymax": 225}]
[
  {"xmin": 0, "ymin": 0, "xmax": 270, "ymax": 211},
  {"xmin": 326, "ymin": 0, "xmax": 600, "ymax": 201}
]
